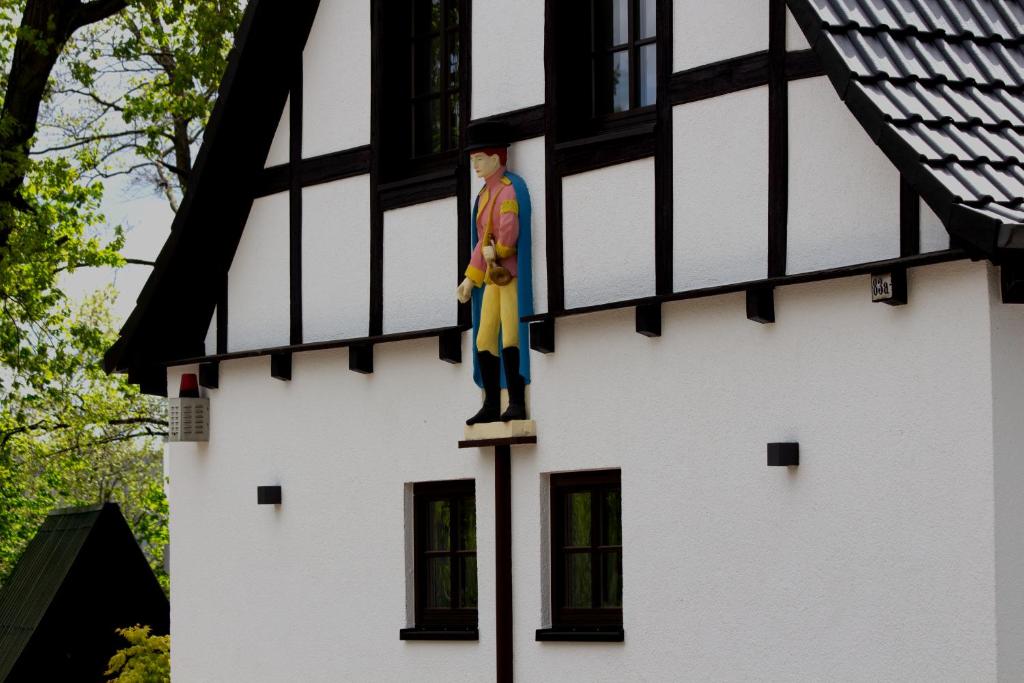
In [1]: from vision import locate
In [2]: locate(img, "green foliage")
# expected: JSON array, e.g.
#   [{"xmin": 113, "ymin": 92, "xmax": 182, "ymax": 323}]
[
  {"xmin": 0, "ymin": 0, "xmax": 243, "ymax": 590},
  {"xmin": 105, "ymin": 625, "xmax": 170, "ymax": 683}
]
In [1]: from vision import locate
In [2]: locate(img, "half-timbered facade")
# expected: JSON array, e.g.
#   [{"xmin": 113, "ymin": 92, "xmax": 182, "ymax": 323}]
[{"xmin": 107, "ymin": 1, "xmax": 1024, "ymax": 680}]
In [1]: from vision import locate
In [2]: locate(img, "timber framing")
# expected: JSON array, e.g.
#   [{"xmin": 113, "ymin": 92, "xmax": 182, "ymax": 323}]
[{"xmin": 106, "ymin": 0, "xmax": 1020, "ymax": 393}]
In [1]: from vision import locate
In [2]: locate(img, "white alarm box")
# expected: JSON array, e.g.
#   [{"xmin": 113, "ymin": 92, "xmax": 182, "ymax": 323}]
[{"xmin": 167, "ymin": 397, "xmax": 210, "ymax": 442}]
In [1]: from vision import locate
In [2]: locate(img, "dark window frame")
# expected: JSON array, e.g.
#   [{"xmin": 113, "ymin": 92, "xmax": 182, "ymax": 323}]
[
  {"xmin": 551, "ymin": 0, "xmax": 656, "ymax": 143},
  {"xmin": 377, "ymin": 0, "xmax": 470, "ymax": 184},
  {"xmin": 412, "ymin": 479, "xmax": 478, "ymax": 631},
  {"xmin": 549, "ymin": 469, "xmax": 623, "ymax": 629}
]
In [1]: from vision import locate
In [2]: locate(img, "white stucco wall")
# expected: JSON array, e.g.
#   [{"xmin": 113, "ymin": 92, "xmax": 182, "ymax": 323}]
[
  {"xmin": 171, "ymin": 259, "xmax": 1007, "ymax": 681},
  {"xmin": 303, "ymin": 0, "xmax": 371, "ymax": 157},
  {"xmin": 471, "ymin": 0, "xmax": 544, "ymax": 119},
  {"xmin": 673, "ymin": 87, "xmax": 768, "ymax": 290},
  {"xmin": 562, "ymin": 159, "xmax": 656, "ymax": 308},
  {"xmin": 788, "ymin": 77, "xmax": 901, "ymax": 274},
  {"xmin": 302, "ymin": 176, "xmax": 371, "ymax": 342},
  {"xmin": 264, "ymin": 95, "xmax": 290, "ymax": 168},
  {"xmin": 674, "ymin": 0, "xmax": 768, "ymax": 72},
  {"xmin": 227, "ymin": 193, "xmax": 290, "ymax": 351},
  {"xmin": 383, "ymin": 197, "xmax": 459, "ymax": 334},
  {"xmin": 989, "ymin": 269, "xmax": 1024, "ymax": 681},
  {"xmin": 921, "ymin": 199, "xmax": 950, "ymax": 253},
  {"xmin": 204, "ymin": 307, "xmax": 217, "ymax": 356},
  {"xmin": 786, "ymin": 7, "xmax": 811, "ymax": 51}
]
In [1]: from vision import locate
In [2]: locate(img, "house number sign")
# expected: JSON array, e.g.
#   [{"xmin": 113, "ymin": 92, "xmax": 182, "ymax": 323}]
[{"xmin": 871, "ymin": 272, "xmax": 894, "ymax": 301}]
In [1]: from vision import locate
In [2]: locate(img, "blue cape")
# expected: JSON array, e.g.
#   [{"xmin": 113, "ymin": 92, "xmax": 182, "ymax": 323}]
[{"xmin": 470, "ymin": 171, "xmax": 533, "ymax": 389}]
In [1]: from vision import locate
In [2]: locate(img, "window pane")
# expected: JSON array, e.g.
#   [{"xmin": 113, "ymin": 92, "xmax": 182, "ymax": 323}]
[
  {"xmin": 602, "ymin": 490, "xmax": 622, "ymax": 546},
  {"xmin": 639, "ymin": 0, "xmax": 656, "ymax": 39},
  {"xmin": 597, "ymin": 0, "xmax": 629, "ymax": 46},
  {"xmin": 601, "ymin": 551, "xmax": 623, "ymax": 608},
  {"xmin": 566, "ymin": 492, "xmax": 591, "ymax": 547},
  {"xmin": 447, "ymin": 31, "xmax": 460, "ymax": 88},
  {"xmin": 639, "ymin": 43, "xmax": 656, "ymax": 107},
  {"xmin": 460, "ymin": 556, "xmax": 478, "ymax": 608},
  {"xmin": 458, "ymin": 494, "xmax": 475, "ymax": 550},
  {"xmin": 446, "ymin": 0, "xmax": 459, "ymax": 28},
  {"xmin": 427, "ymin": 498, "xmax": 450, "ymax": 550},
  {"xmin": 414, "ymin": 0, "xmax": 442, "ymax": 35},
  {"xmin": 427, "ymin": 557, "xmax": 452, "ymax": 608},
  {"xmin": 611, "ymin": 50, "xmax": 630, "ymax": 112},
  {"xmin": 414, "ymin": 98, "xmax": 442, "ymax": 155},
  {"xmin": 566, "ymin": 553, "xmax": 593, "ymax": 608}
]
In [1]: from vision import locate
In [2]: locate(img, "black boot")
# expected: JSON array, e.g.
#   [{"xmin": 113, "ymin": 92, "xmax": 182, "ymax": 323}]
[
  {"xmin": 500, "ymin": 347, "xmax": 528, "ymax": 421},
  {"xmin": 466, "ymin": 351, "xmax": 501, "ymax": 425}
]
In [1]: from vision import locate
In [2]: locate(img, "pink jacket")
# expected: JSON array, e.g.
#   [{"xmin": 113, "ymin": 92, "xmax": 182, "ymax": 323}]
[{"xmin": 465, "ymin": 168, "xmax": 519, "ymax": 285}]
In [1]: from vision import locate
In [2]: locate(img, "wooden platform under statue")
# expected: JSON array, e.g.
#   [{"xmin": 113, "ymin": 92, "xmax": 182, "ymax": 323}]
[{"xmin": 459, "ymin": 420, "xmax": 537, "ymax": 448}]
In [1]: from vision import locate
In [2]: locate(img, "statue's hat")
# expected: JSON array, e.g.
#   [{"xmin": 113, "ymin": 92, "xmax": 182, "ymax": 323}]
[{"xmin": 465, "ymin": 120, "xmax": 511, "ymax": 152}]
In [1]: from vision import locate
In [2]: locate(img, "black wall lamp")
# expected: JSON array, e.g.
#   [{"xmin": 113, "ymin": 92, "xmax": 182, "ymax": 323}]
[
  {"xmin": 767, "ymin": 443, "xmax": 799, "ymax": 467},
  {"xmin": 257, "ymin": 486, "xmax": 282, "ymax": 505}
]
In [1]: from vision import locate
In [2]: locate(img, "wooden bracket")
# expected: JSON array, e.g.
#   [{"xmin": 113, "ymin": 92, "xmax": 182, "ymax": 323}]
[
  {"xmin": 199, "ymin": 361, "xmax": 220, "ymax": 389},
  {"xmin": 635, "ymin": 302, "xmax": 662, "ymax": 337},
  {"xmin": 529, "ymin": 318, "xmax": 555, "ymax": 354},
  {"xmin": 439, "ymin": 329, "xmax": 462, "ymax": 364},
  {"xmin": 270, "ymin": 352, "xmax": 292, "ymax": 381},
  {"xmin": 746, "ymin": 287, "xmax": 775, "ymax": 324},
  {"xmin": 350, "ymin": 343, "xmax": 374, "ymax": 374}
]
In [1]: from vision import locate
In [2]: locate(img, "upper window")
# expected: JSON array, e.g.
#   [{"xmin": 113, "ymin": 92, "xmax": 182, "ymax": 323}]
[
  {"xmin": 411, "ymin": 480, "xmax": 478, "ymax": 634},
  {"xmin": 378, "ymin": 0, "xmax": 468, "ymax": 181},
  {"xmin": 548, "ymin": 470, "xmax": 623, "ymax": 633},
  {"xmin": 593, "ymin": 0, "xmax": 657, "ymax": 115},
  {"xmin": 410, "ymin": 0, "xmax": 462, "ymax": 157},
  {"xmin": 551, "ymin": 0, "xmax": 656, "ymax": 141}
]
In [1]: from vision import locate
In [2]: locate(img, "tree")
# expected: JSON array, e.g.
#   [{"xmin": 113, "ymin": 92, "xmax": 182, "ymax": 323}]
[
  {"xmin": 0, "ymin": 0, "xmax": 242, "ymax": 588},
  {"xmin": 105, "ymin": 625, "xmax": 170, "ymax": 683}
]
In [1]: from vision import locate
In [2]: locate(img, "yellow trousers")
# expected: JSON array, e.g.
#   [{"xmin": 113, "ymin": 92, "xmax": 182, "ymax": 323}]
[{"xmin": 476, "ymin": 278, "xmax": 519, "ymax": 357}]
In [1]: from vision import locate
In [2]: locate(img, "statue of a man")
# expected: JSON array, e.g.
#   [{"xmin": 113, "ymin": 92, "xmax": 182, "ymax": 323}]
[{"xmin": 456, "ymin": 121, "xmax": 533, "ymax": 425}]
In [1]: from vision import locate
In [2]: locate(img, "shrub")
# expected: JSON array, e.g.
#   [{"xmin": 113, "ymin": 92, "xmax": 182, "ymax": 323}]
[{"xmin": 105, "ymin": 625, "xmax": 170, "ymax": 683}]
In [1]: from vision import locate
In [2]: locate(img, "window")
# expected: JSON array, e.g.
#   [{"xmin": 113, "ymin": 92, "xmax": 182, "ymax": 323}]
[
  {"xmin": 377, "ymin": 0, "xmax": 469, "ymax": 181},
  {"xmin": 550, "ymin": 0, "xmax": 657, "ymax": 142},
  {"xmin": 593, "ymin": 0, "xmax": 657, "ymax": 115},
  {"xmin": 403, "ymin": 480, "xmax": 478, "ymax": 638},
  {"xmin": 543, "ymin": 470, "xmax": 623, "ymax": 638}
]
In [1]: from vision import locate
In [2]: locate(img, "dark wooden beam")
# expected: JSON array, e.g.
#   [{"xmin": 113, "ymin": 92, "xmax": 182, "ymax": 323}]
[
  {"xmin": 494, "ymin": 444, "xmax": 512, "ymax": 683},
  {"xmin": 655, "ymin": 0, "xmax": 674, "ymax": 295},
  {"xmin": 768, "ymin": 0, "xmax": 788, "ymax": 279},
  {"xmin": 289, "ymin": 51, "xmax": 303, "ymax": 346},
  {"xmin": 270, "ymin": 352, "xmax": 292, "ymax": 381},
  {"xmin": 669, "ymin": 49, "xmax": 822, "ymax": 106}
]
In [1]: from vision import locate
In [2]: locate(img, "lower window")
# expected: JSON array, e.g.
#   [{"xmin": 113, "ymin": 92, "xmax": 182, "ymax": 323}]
[
  {"xmin": 402, "ymin": 479, "xmax": 478, "ymax": 639},
  {"xmin": 541, "ymin": 469, "xmax": 623, "ymax": 639}
]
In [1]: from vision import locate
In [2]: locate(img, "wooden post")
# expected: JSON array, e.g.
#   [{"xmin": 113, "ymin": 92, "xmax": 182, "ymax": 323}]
[{"xmin": 495, "ymin": 444, "xmax": 512, "ymax": 683}]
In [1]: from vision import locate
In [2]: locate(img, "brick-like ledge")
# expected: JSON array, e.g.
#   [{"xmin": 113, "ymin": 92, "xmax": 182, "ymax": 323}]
[{"xmin": 535, "ymin": 627, "xmax": 624, "ymax": 642}]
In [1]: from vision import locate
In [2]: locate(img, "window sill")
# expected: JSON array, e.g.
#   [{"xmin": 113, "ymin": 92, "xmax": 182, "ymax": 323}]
[
  {"xmin": 535, "ymin": 627, "xmax": 624, "ymax": 642},
  {"xmin": 400, "ymin": 627, "xmax": 479, "ymax": 641}
]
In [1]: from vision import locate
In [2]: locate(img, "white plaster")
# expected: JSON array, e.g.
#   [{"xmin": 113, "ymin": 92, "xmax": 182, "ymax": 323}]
[
  {"xmin": 303, "ymin": 0, "xmax": 371, "ymax": 157},
  {"xmin": 562, "ymin": 159, "xmax": 656, "ymax": 308},
  {"xmin": 302, "ymin": 176, "xmax": 371, "ymax": 342},
  {"xmin": 786, "ymin": 7, "xmax": 811, "ymax": 51},
  {"xmin": 921, "ymin": 198, "xmax": 951, "ymax": 252},
  {"xmin": 471, "ymin": 0, "xmax": 544, "ymax": 118},
  {"xmin": 674, "ymin": 0, "xmax": 769, "ymax": 72},
  {"xmin": 673, "ymin": 87, "xmax": 769, "ymax": 290},
  {"xmin": 227, "ymin": 193, "xmax": 290, "ymax": 351},
  {"xmin": 382, "ymin": 198, "xmax": 458, "ymax": 334},
  {"xmin": 264, "ymin": 95, "xmax": 290, "ymax": 168},
  {"xmin": 788, "ymin": 77, "xmax": 901, "ymax": 273},
  {"xmin": 509, "ymin": 137, "xmax": 547, "ymax": 315},
  {"xmin": 204, "ymin": 307, "xmax": 217, "ymax": 356},
  {"xmin": 171, "ymin": 260, "xmax": 1005, "ymax": 681},
  {"xmin": 989, "ymin": 266, "xmax": 1024, "ymax": 681}
]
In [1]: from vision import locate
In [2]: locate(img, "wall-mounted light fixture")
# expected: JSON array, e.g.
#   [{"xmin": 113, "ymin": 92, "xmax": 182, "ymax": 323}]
[
  {"xmin": 767, "ymin": 442, "xmax": 799, "ymax": 467},
  {"xmin": 257, "ymin": 486, "xmax": 282, "ymax": 505}
]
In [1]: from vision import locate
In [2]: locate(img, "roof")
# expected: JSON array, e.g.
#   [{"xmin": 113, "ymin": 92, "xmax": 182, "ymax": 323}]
[
  {"xmin": 102, "ymin": 0, "xmax": 320, "ymax": 393},
  {"xmin": 105, "ymin": 0, "xmax": 1024, "ymax": 388},
  {"xmin": 0, "ymin": 503, "xmax": 168, "ymax": 681},
  {"xmin": 787, "ymin": 0, "xmax": 1024, "ymax": 255}
]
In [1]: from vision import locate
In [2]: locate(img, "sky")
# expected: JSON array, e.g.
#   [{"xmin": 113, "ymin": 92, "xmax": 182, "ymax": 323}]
[{"xmin": 63, "ymin": 175, "xmax": 176, "ymax": 326}]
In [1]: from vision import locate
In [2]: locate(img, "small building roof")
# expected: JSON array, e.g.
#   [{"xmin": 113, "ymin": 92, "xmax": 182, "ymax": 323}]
[
  {"xmin": 0, "ymin": 503, "xmax": 169, "ymax": 682},
  {"xmin": 788, "ymin": 0, "xmax": 1024, "ymax": 253}
]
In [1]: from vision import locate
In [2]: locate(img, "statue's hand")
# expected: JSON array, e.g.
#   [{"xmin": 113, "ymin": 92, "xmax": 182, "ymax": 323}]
[
  {"xmin": 456, "ymin": 277, "xmax": 474, "ymax": 304},
  {"xmin": 482, "ymin": 245, "xmax": 496, "ymax": 264}
]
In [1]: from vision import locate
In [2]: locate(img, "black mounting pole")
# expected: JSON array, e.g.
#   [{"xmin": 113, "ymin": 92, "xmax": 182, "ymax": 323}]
[{"xmin": 495, "ymin": 444, "xmax": 512, "ymax": 682}]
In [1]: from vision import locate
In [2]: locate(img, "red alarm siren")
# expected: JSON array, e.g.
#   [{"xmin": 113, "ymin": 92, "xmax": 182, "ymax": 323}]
[{"xmin": 179, "ymin": 373, "xmax": 200, "ymax": 398}]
